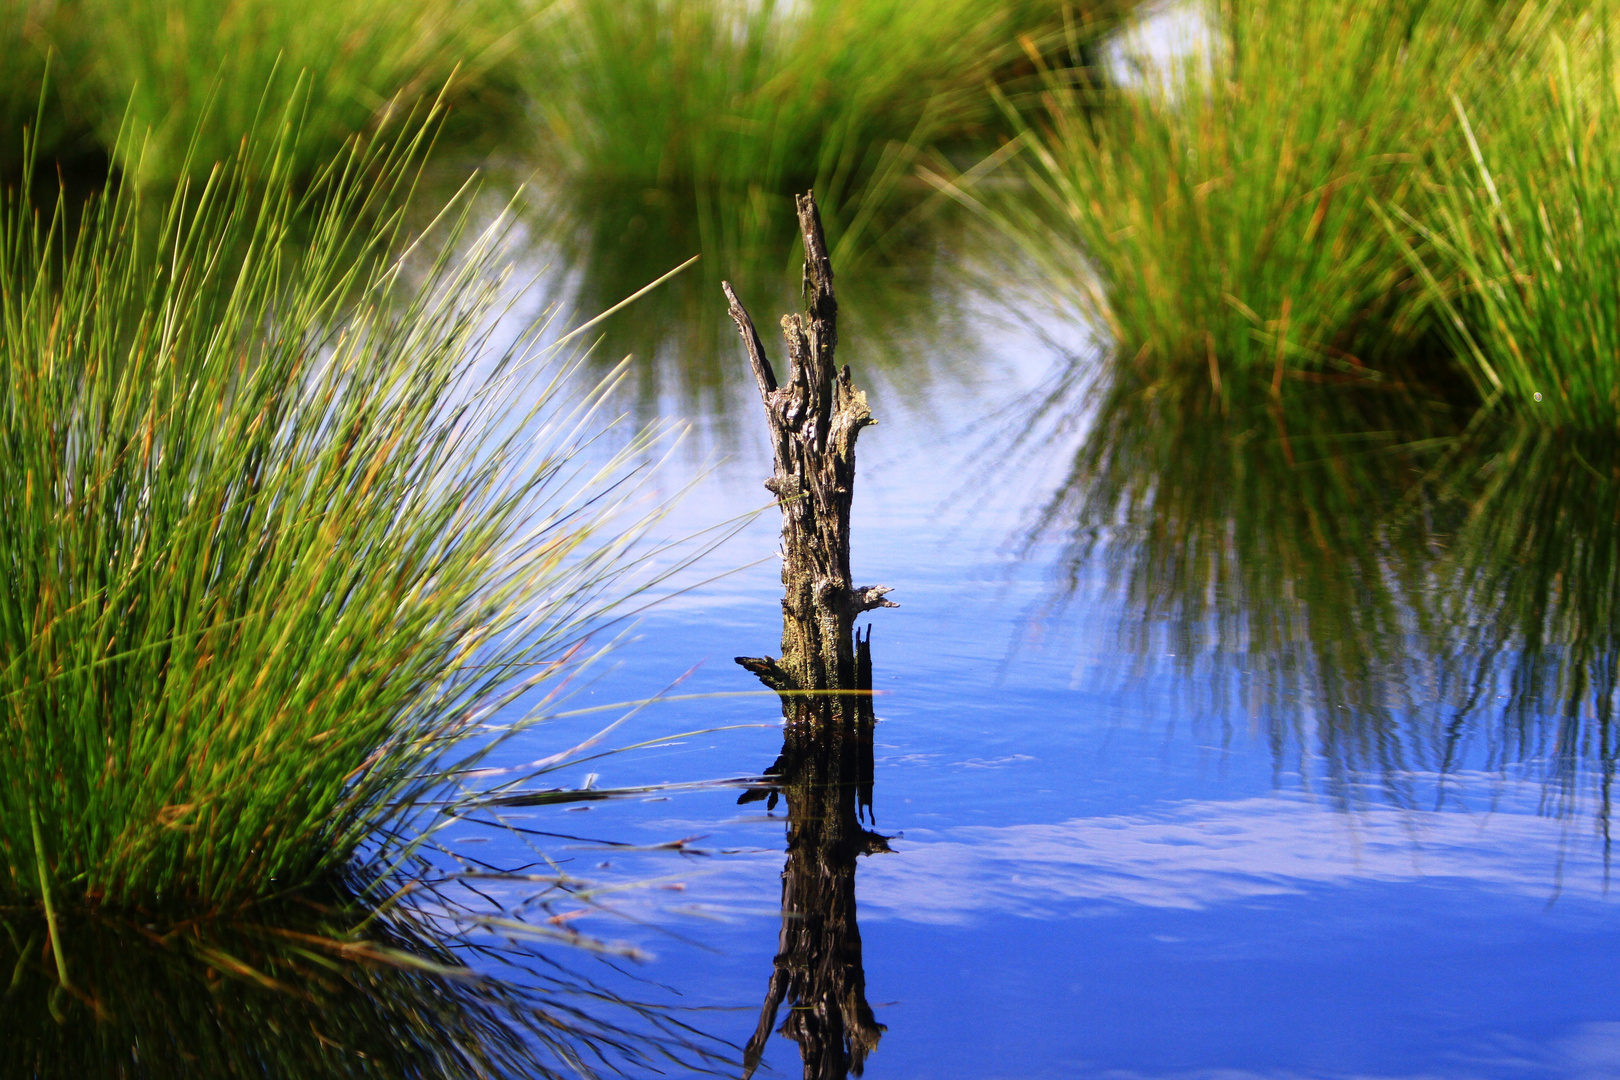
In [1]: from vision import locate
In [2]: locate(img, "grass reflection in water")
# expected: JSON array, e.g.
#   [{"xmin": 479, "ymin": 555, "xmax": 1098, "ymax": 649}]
[
  {"xmin": 1, "ymin": 875, "xmax": 736, "ymax": 1079},
  {"xmin": 1034, "ymin": 360, "xmax": 1620, "ymax": 839},
  {"xmin": 1433, "ymin": 427, "xmax": 1620, "ymax": 830},
  {"xmin": 515, "ymin": 175, "xmax": 994, "ymax": 438}
]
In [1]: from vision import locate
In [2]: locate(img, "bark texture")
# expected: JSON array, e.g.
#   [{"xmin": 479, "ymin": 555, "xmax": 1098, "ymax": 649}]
[
  {"xmin": 724, "ymin": 192, "xmax": 895, "ymax": 713},
  {"xmin": 727, "ymin": 192, "xmax": 896, "ymax": 1077}
]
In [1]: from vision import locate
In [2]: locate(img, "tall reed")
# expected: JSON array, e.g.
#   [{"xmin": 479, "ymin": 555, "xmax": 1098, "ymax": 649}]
[
  {"xmin": 36, "ymin": 0, "xmax": 527, "ymax": 182},
  {"xmin": 0, "ymin": 107, "xmax": 670, "ymax": 911},
  {"xmin": 1404, "ymin": 11, "xmax": 1620, "ymax": 426},
  {"xmin": 992, "ymin": 0, "xmax": 1490, "ymax": 400}
]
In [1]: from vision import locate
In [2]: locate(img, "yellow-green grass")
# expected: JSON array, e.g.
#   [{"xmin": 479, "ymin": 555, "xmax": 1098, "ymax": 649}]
[
  {"xmin": 988, "ymin": 0, "xmax": 1498, "ymax": 404},
  {"xmin": 0, "ymin": 2, "xmax": 45, "ymax": 163},
  {"xmin": 0, "ymin": 1, "xmax": 88, "ymax": 174},
  {"xmin": 527, "ymin": 0, "xmax": 1132, "ymax": 208},
  {"xmin": 0, "ymin": 0, "xmax": 1134, "ymax": 192},
  {"xmin": 0, "ymin": 108, "xmax": 668, "ymax": 912},
  {"xmin": 2, "ymin": 0, "xmax": 529, "ymax": 182},
  {"xmin": 1404, "ymin": 9, "xmax": 1620, "ymax": 426}
]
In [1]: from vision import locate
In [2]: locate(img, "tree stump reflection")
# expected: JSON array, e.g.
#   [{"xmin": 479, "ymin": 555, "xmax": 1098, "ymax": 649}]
[
  {"xmin": 723, "ymin": 190, "xmax": 895, "ymax": 1078},
  {"xmin": 740, "ymin": 629, "xmax": 890, "ymax": 1080}
]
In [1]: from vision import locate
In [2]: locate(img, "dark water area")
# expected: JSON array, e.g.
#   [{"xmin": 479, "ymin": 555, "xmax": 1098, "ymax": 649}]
[{"xmin": 12, "ymin": 179, "xmax": 1620, "ymax": 1078}]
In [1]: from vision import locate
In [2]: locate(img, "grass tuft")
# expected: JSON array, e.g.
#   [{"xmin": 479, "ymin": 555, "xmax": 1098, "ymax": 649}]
[
  {"xmin": 0, "ymin": 0, "xmax": 526, "ymax": 183},
  {"xmin": 528, "ymin": 0, "xmax": 1126, "ymax": 204},
  {"xmin": 73, "ymin": 0, "xmax": 527, "ymax": 182},
  {"xmin": 1406, "ymin": 11, "xmax": 1620, "ymax": 426},
  {"xmin": 987, "ymin": 0, "xmax": 1494, "ymax": 401},
  {"xmin": 0, "ymin": 103, "xmax": 671, "ymax": 910}
]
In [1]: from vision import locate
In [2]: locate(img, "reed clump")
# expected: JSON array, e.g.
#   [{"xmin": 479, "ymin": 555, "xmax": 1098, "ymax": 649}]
[
  {"xmin": 1406, "ymin": 10, "xmax": 1620, "ymax": 427},
  {"xmin": 0, "ymin": 111, "xmax": 666, "ymax": 912},
  {"xmin": 993, "ymin": 0, "xmax": 1494, "ymax": 402},
  {"xmin": 1, "ymin": 0, "xmax": 527, "ymax": 183},
  {"xmin": 528, "ymin": 0, "xmax": 1130, "ymax": 209}
]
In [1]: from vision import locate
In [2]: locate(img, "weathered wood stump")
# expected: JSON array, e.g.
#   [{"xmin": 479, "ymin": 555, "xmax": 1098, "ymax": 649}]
[
  {"xmin": 727, "ymin": 193, "xmax": 895, "ymax": 1077},
  {"xmin": 723, "ymin": 192, "xmax": 895, "ymax": 723}
]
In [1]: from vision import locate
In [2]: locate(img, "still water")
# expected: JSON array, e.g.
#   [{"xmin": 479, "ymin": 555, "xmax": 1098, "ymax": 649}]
[
  {"xmin": 429, "ymin": 191, "xmax": 1620, "ymax": 1078},
  {"xmin": 11, "ymin": 187, "xmax": 1620, "ymax": 1077}
]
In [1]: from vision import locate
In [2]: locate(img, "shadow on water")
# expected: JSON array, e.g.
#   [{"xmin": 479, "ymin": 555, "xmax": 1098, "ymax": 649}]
[
  {"xmin": 1031, "ymin": 358, "xmax": 1620, "ymax": 839},
  {"xmin": 737, "ymin": 631, "xmax": 890, "ymax": 1080},
  {"xmin": 1, "ymin": 879, "xmax": 736, "ymax": 1077}
]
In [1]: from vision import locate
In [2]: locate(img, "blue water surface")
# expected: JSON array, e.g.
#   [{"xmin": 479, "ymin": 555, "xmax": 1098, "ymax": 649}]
[{"xmin": 444, "ymin": 295, "xmax": 1620, "ymax": 1080}]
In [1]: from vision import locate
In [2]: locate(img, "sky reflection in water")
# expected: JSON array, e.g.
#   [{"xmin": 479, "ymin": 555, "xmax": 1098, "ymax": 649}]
[
  {"xmin": 18, "ymin": 178, "xmax": 1620, "ymax": 1077},
  {"xmin": 474, "ymin": 205, "xmax": 1620, "ymax": 1078}
]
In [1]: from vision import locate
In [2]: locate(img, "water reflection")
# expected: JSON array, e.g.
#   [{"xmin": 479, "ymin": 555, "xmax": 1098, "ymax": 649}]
[
  {"xmin": 1, "ymin": 884, "xmax": 732, "ymax": 1078},
  {"xmin": 1038, "ymin": 364, "xmax": 1452, "ymax": 777},
  {"xmin": 511, "ymin": 176, "xmax": 990, "ymax": 437},
  {"xmin": 1037, "ymin": 359, "xmax": 1620, "ymax": 834},
  {"xmin": 738, "ymin": 630, "xmax": 890, "ymax": 1079},
  {"xmin": 1434, "ymin": 426, "xmax": 1620, "ymax": 832}
]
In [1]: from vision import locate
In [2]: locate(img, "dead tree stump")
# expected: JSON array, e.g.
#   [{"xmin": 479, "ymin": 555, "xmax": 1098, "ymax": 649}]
[
  {"xmin": 724, "ymin": 193, "xmax": 896, "ymax": 721},
  {"xmin": 728, "ymin": 194, "xmax": 895, "ymax": 1075}
]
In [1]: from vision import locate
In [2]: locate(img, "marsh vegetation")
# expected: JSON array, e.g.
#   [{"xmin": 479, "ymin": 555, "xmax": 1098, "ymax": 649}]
[{"xmin": 5, "ymin": 0, "xmax": 1620, "ymax": 1075}]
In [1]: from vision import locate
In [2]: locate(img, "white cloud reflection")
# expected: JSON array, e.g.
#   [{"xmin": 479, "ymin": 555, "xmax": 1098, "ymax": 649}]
[
  {"xmin": 1071, "ymin": 1021, "xmax": 1620, "ymax": 1080},
  {"xmin": 854, "ymin": 786, "xmax": 1613, "ymax": 925},
  {"xmin": 442, "ymin": 776, "xmax": 1616, "ymax": 944},
  {"xmin": 1559, "ymin": 1022, "xmax": 1620, "ymax": 1080}
]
